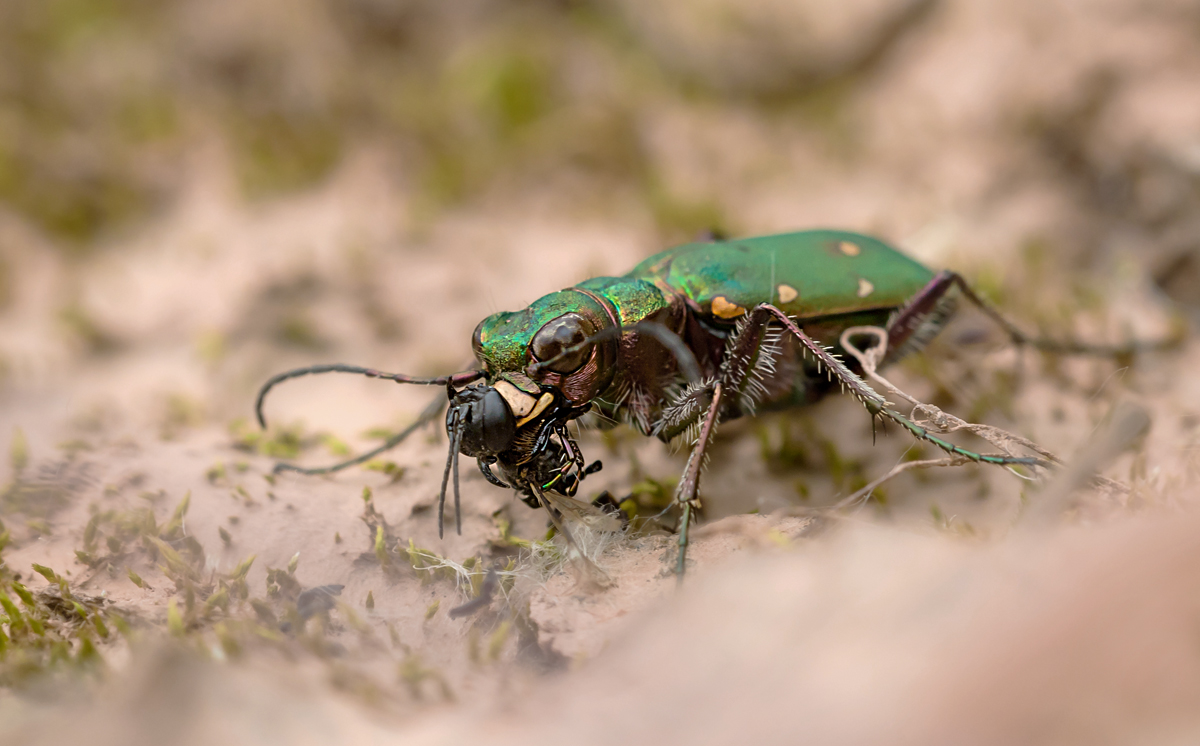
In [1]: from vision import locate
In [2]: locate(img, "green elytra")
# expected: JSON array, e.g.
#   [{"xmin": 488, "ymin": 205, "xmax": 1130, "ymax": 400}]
[{"xmin": 627, "ymin": 229, "xmax": 932, "ymax": 318}]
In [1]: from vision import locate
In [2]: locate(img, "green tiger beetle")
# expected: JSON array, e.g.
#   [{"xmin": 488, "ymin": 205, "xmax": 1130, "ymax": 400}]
[{"xmin": 256, "ymin": 230, "xmax": 1173, "ymax": 577}]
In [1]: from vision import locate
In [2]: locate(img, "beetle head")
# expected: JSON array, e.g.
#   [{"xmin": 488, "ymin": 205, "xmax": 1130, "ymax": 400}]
[{"xmin": 470, "ymin": 290, "xmax": 618, "ymax": 404}]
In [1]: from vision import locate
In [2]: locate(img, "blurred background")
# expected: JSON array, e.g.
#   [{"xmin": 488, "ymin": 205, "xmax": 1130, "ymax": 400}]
[
  {"xmin": 1, "ymin": 0, "xmax": 1198, "ymax": 424},
  {"xmin": 1, "ymin": 0, "xmax": 1200, "ymax": 743}
]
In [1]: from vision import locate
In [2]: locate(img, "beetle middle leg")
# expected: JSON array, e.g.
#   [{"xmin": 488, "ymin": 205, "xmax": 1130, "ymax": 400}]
[{"xmin": 755, "ymin": 304, "xmax": 1050, "ymax": 470}]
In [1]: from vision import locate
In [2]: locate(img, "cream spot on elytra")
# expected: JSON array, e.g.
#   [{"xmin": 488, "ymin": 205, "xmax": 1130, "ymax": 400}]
[
  {"xmin": 857, "ymin": 278, "xmax": 875, "ymax": 298},
  {"xmin": 839, "ymin": 241, "xmax": 861, "ymax": 256},
  {"xmin": 712, "ymin": 295, "xmax": 747, "ymax": 319},
  {"xmin": 777, "ymin": 284, "xmax": 798, "ymax": 303}
]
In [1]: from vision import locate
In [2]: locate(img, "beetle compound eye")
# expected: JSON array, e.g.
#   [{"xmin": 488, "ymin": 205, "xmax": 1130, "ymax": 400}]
[
  {"xmin": 471, "ymin": 320, "xmax": 487, "ymax": 360},
  {"xmin": 531, "ymin": 313, "xmax": 593, "ymax": 374}
]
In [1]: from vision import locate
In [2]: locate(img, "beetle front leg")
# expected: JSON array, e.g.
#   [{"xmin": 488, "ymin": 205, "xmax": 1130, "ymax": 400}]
[{"xmin": 673, "ymin": 382, "xmax": 723, "ymax": 581}]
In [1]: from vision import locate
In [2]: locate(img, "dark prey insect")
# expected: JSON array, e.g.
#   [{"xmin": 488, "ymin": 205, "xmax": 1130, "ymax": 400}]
[{"xmin": 255, "ymin": 229, "xmax": 1170, "ymax": 576}]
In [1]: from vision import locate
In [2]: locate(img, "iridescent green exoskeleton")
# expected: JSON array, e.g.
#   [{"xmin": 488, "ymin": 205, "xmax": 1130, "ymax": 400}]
[{"xmin": 256, "ymin": 229, "xmax": 1163, "ymax": 577}]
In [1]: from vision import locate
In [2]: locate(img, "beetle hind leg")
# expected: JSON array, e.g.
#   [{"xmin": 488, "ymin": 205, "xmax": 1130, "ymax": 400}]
[
  {"xmin": 883, "ymin": 270, "xmax": 960, "ymax": 366},
  {"xmin": 888, "ymin": 270, "xmax": 1179, "ymax": 361}
]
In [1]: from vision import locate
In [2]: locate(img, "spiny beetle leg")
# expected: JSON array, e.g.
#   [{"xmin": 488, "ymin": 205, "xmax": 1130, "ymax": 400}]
[
  {"xmin": 878, "ymin": 407, "xmax": 1049, "ymax": 468},
  {"xmin": 673, "ymin": 382, "xmax": 723, "ymax": 581},
  {"xmin": 669, "ymin": 303, "xmax": 874, "ymax": 579},
  {"xmin": 882, "ymin": 270, "xmax": 960, "ymax": 366},
  {"xmin": 888, "ymin": 270, "xmax": 1179, "ymax": 361},
  {"xmin": 757, "ymin": 304, "xmax": 1050, "ymax": 469}
]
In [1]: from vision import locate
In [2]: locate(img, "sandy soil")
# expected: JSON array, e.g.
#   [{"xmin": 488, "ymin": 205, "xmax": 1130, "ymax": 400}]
[{"xmin": 2, "ymin": 0, "xmax": 1200, "ymax": 743}]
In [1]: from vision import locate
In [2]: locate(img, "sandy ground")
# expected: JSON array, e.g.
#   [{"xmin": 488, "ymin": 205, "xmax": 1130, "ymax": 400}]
[{"xmin": 2, "ymin": 0, "xmax": 1200, "ymax": 743}]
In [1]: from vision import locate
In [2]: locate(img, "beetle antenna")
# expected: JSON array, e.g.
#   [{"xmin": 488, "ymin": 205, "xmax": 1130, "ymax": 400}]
[
  {"xmin": 274, "ymin": 391, "xmax": 446, "ymax": 476},
  {"xmin": 256, "ymin": 363, "xmax": 482, "ymax": 429}
]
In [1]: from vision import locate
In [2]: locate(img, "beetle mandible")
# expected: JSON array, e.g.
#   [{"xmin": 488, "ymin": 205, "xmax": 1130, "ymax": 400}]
[{"xmin": 255, "ymin": 229, "xmax": 1163, "ymax": 575}]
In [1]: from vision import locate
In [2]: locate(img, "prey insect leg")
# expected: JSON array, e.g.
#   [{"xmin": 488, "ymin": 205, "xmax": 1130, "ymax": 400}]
[{"xmin": 553, "ymin": 423, "xmax": 586, "ymax": 476}]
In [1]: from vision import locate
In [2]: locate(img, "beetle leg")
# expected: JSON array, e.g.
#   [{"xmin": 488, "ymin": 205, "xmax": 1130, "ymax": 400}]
[
  {"xmin": 887, "ymin": 270, "xmax": 1179, "ymax": 361},
  {"xmin": 673, "ymin": 382, "xmax": 723, "ymax": 581},
  {"xmin": 756, "ymin": 303, "xmax": 1051, "ymax": 469},
  {"xmin": 881, "ymin": 270, "xmax": 960, "ymax": 366}
]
